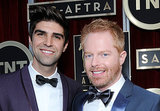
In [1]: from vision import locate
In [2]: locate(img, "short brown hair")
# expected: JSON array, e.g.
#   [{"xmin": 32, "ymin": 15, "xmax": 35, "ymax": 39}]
[{"xmin": 81, "ymin": 19, "xmax": 125, "ymax": 53}]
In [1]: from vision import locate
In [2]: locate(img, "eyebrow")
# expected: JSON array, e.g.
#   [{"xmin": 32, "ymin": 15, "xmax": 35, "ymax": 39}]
[
  {"xmin": 84, "ymin": 50, "xmax": 111, "ymax": 55},
  {"xmin": 53, "ymin": 32, "xmax": 64, "ymax": 39},
  {"xmin": 34, "ymin": 29, "xmax": 45, "ymax": 34},
  {"xmin": 84, "ymin": 51, "xmax": 92, "ymax": 55},
  {"xmin": 34, "ymin": 29, "xmax": 64, "ymax": 38}
]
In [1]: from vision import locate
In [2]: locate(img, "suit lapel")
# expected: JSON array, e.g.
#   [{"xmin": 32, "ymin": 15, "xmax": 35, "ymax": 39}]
[
  {"xmin": 20, "ymin": 65, "xmax": 39, "ymax": 111},
  {"xmin": 72, "ymin": 92, "xmax": 89, "ymax": 111},
  {"xmin": 60, "ymin": 73, "xmax": 68, "ymax": 111},
  {"xmin": 111, "ymin": 93, "xmax": 129, "ymax": 111},
  {"xmin": 111, "ymin": 79, "xmax": 133, "ymax": 111}
]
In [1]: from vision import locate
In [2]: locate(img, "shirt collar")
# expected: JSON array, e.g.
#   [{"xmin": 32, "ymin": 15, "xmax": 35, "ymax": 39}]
[
  {"xmin": 109, "ymin": 74, "xmax": 125, "ymax": 93},
  {"xmin": 28, "ymin": 61, "xmax": 59, "ymax": 81}
]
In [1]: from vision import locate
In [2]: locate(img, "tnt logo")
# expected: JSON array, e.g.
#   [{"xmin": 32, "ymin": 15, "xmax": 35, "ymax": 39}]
[
  {"xmin": 136, "ymin": 0, "xmax": 159, "ymax": 10},
  {"xmin": 0, "ymin": 41, "xmax": 32, "ymax": 74},
  {"xmin": 123, "ymin": 0, "xmax": 160, "ymax": 30}
]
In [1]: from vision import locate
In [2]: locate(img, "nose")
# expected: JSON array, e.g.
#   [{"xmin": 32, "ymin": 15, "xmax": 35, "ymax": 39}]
[
  {"xmin": 44, "ymin": 36, "xmax": 52, "ymax": 46},
  {"xmin": 91, "ymin": 56, "xmax": 99, "ymax": 67}
]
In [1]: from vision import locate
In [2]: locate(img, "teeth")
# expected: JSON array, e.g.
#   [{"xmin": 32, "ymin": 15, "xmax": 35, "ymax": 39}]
[
  {"xmin": 42, "ymin": 50, "xmax": 53, "ymax": 54},
  {"xmin": 93, "ymin": 71, "xmax": 103, "ymax": 74}
]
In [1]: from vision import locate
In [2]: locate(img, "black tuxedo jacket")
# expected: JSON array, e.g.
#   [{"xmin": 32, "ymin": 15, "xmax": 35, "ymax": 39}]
[{"xmin": 0, "ymin": 65, "xmax": 82, "ymax": 111}]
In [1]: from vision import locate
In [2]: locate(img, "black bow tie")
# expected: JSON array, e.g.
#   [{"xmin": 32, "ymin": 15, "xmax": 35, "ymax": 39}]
[
  {"xmin": 87, "ymin": 86, "xmax": 114, "ymax": 106},
  {"xmin": 36, "ymin": 75, "xmax": 58, "ymax": 87}
]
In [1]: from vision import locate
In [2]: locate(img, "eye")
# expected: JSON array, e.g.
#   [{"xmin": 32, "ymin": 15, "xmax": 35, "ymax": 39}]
[
  {"xmin": 85, "ymin": 54, "xmax": 92, "ymax": 59},
  {"xmin": 37, "ymin": 32, "xmax": 44, "ymax": 36},
  {"xmin": 53, "ymin": 33, "xmax": 64, "ymax": 40},
  {"xmin": 101, "ymin": 53, "xmax": 108, "ymax": 57},
  {"xmin": 103, "ymin": 53, "xmax": 108, "ymax": 56},
  {"xmin": 34, "ymin": 30, "xmax": 45, "ymax": 38},
  {"xmin": 54, "ymin": 35, "xmax": 62, "ymax": 40}
]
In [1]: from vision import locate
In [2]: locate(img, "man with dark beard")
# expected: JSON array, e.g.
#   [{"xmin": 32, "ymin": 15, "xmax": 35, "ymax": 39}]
[{"xmin": 72, "ymin": 19, "xmax": 160, "ymax": 111}]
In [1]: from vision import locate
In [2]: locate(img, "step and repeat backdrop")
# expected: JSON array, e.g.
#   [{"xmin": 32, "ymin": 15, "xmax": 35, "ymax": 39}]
[{"xmin": 0, "ymin": 0, "xmax": 160, "ymax": 89}]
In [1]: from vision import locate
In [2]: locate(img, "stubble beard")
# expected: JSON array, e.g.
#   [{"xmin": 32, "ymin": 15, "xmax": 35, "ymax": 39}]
[
  {"xmin": 33, "ymin": 50, "xmax": 60, "ymax": 67},
  {"xmin": 88, "ymin": 66, "xmax": 121, "ymax": 90}
]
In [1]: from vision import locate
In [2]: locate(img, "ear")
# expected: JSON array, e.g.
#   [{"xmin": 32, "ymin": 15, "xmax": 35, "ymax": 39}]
[
  {"xmin": 29, "ymin": 36, "xmax": 32, "ymax": 47},
  {"xmin": 82, "ymin": 50, "xmax": 86, "ymax": 73},
  {"xmin": 63, "ymin": 42, "xmax": 69, "ymax": 52},
  {"xmin": 119, "ymin": 51, "xmax": 127, "ymax": 66}
]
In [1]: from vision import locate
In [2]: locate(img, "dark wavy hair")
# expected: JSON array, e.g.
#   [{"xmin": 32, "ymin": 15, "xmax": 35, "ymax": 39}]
[{"xmin": 29, "ymin": 5, "xmax": 69, "ymax": 44}]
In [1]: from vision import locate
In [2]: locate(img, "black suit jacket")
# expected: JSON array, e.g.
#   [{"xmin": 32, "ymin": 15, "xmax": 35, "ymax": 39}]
[{"xmin": 0, "ymin": 65, "xmax": 82, "ymax": 111}]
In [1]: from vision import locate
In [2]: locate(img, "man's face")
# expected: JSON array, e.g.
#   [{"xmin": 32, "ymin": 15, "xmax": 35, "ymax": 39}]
[
  {"xmin": 83, "ymin": 31, "xmax": 126, "ymax": 91},
  {"xmin": 29, "ymin": 21, "xmax": 68, "ymax": 70}
]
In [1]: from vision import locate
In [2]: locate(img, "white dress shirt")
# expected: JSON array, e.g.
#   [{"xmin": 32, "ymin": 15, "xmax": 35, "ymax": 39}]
[
  {"xmin": 28, "ymin": 62, "xmax": 63, "ymax": 111},
  {"xmin": 83, "ymin": 75, "xmax": 125, "ymax": 111}
]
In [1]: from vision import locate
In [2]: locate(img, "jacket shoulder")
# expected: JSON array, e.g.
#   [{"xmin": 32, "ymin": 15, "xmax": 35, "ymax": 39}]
[
  {"xmin": 72, "ymin": 92, "xmax": 88, "ymax": 111},
  {"xmin": 0, "ymin": 65, "xmax": 28, "ymax": 87},
  {"xmin": 122, "ymin": 79, "xmax": 160, "ymax": 111},
  {"xmin": 60, "ymin": 72, "xmax": 82, "ymax": 88}
]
